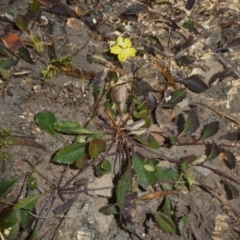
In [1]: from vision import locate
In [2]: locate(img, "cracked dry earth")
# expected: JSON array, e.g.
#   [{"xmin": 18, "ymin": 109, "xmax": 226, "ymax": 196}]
[{"xmin": 1, "ymin": 0, "xmax": 240, "ymax": 239}]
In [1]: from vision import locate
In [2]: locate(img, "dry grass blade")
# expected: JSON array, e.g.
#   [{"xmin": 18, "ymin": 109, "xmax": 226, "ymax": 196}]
[
  {"xmin": 12, "ymin": 136, "xmax": 46, "ymax": 150},
  {"xmin": 196, "ymin": 102, "xmax": 240, "ymax": 126},
  {"xmin": 137, "ymin": 190, "xmax": 178, "ymax": 201}
]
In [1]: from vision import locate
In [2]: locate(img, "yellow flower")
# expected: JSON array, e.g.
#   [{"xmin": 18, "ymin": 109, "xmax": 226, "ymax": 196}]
[{"xmin": 110, "ymin": 36, "xmax": 136, "ymax": 62}]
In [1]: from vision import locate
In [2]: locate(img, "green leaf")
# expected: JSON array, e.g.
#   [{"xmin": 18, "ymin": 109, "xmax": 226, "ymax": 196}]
[
  {"xmin": 101, "ymin": 159, "xmax": 112, "ymax": 172},
  {"xmin": 0, "ymin": 44, "xmax": 14, "ymax": 58},
  {"xmin": 35, "ymin": 111, "xmax": 62, "ymax": 141},
  {"xmin": 1, "ymin": 210, "xmax": 21, "ymax": 240},
  {"xmin": 75, "ymin": 157, "xmax": 88, "ymax": 169},
  {"xmin": 143, "ymin": 164, "xmax": 155, "ymax": 172},
  {"xmin": 169, "ymin": 136, "xmax": 179, "ymax": 146},
  {"xmin": 0, "ymin": 58, "xmax": 17, "ymax": 69},
  {"xmin": 162, "ymin": 197, "xmax": 174, "ymax": 218},
  {"xmin": 223, "ymin": 149, "xmax": 236, "ymax": 169},
  {"xmin": 201, "ymin": 121, "xmax": 219, "ymax": 139},
  {"xmin": 18, "ymin": 47, "xmax": 35, "ymax": 64},
  {"xmin": 132, "ymin": 154, "xmax": 156, "ymax": 187},
  {"xmin": 155, "ymin": 212, "xmax": 176, "ymax": 234},
  {"xmin": 133, "ymin": 134, "xmax": 159, "ymax": 149},
  {"xmin": 132, "ymin": 155, "xmax": 148, "ymax": 187},
  {"xmin": 0, "ymin": 67, "xmax": 10, "ymax": 80},
  {"xmin": 0, "ymin": 209, "xmax": 21, "ymax": 230},
  {"xmin": 142, "ymin": 118, "xmax": 151, "ymax": 128},
  {"xmin": 73, "ymin": 179, "xmax": 88, "ymax": 187},
  {"xmin": 117, "ymin": 168, "xmax": 132, "ymax": 211},
  {"xmin": 181, "ymin": 74, "xmax": 208, "ymax": 93},
  {"xmin": 53, "ymin": 121, "xmax": 101, "ymax": 135},
  {"xmin": 28, "ymin": 176, "xmax": 37, "ymax": 190},
  {"xmin": 133, "ymin": 109, "xmax": 149, "ymax": 119},
  {"xmin": 29, "ymin": 0, "xmax": 40, "ymax": 13},
  {"xmin": 207, "ymin": 142, "xmax": 221, "ymax": 160},
  {"xmin": 53, "ymin": 143, "xmax": 88, "ymax": 164},
  {"xmin": 16, "ymin": 14, "xmax": 28, "ymax": 30},
  {"xmin": 20, "ymin": 208, "xmax": 35, "ymax": 229},
  {"xmin": 87, "ymin": 133, "xmax": 105, "ymax": 141},
  {"xmin": 182, "ymin": 108, "xmax": 200, "ymax": 136},
  {"xmin": 155, "ymin": 167, "xmax": 180, "ymax": 190},
  {"xmin": 147, "ymin": 134, "xmax": 160, "ymax": 149},
  {"xmin": 162, "ymin": 89, "xmax": 187, "ymax": 108},
  {"xmin": 13, "ymin": 194, "xmax": 43, "ymax": 211},
  {"xmin": 99, "ymin": 205, "xmax": 118, "ymax": 215},
  {"xmin": 180, "ymin": 155, "xmax": 197, "ymax": 170},
  {"xmin": 181, "ymin": 162, "xmax": 188, "ymax": 171},
  {"xmin": 178, "ymin": 215, "xmax": 188, "ymax": 234},
  {"xmin": 88, "ymin": 138, "xmax": 106, "ymax": 158},
  {"xmin": 0, "ymin": 177, "xmax": 20, "ymax": 198},
  {"xmin": 224, "ymin": 180, "xmax": 239, "ymax": 200},
  {"xmin": 28, "ymin": 221, "xmax": 40, "ymax": 240},
  {"xmin": 182, "ymin": 21, "xmax": 198, "ymax": 33}
]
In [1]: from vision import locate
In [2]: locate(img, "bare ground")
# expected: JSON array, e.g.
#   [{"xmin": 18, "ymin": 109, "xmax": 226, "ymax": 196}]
[{"xmin": 1, "ymin": 0, "xmax": 240, "ymax": 239}]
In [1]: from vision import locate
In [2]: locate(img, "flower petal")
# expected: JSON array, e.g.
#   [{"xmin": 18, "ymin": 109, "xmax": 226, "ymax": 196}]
[
  {"xmin": 117, "ymin": 36, "xmax": 124, "ymax": 47},
  {"xmin": 123, "ymin": 38, "xmax": 132, "ymax": 48},
  {"xmin": 124, "ymin": 48, "xmax": 136, "ymax": 57},
  {"xmin": 118, "ymin": 52, "xmax": 128, "ymax": 62},
  {"xmin": 110, "ymin": 45, "xmax": 122, "ymax": 54}
]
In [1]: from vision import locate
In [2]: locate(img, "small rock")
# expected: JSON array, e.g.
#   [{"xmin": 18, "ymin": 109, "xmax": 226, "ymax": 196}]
[{"xmin": 88, "ymin": 173, "xmax": 113, "ymax": 198}]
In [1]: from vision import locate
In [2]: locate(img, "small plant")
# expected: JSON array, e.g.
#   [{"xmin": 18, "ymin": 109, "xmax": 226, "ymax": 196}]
[
  {"xmin": 31, "ymin": 67, "xmax": 240, "ymax": 237},
  {"xmin": 25, "ymin": 28, "xmax": 44, "ymax": 54},
  {"xmin": 42, "ymin": 56, "xmax": 73, "ymax": 78}
]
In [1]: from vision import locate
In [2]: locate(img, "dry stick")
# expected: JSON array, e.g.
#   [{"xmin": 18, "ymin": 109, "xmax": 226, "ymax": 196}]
[
  {"xmin": 61, "ymin": 186, "xmax": 114, "ymax": 194},
  {"xmin": 62, "ymin": 157, "xmax": 100, "ymax": 188},
  {"xmin": 196, "ymin": 102, "xmax": 240, "ymax": 126},
  {"xmin": 37, "ymin": 192, "xmax": 56, "ymax": 235},
  {"xmin": 177, "ymin": 21, "xmax": 240, "ymax": 78},
  {"xmin": 32, "ymin": 167, "xmax": 56, "ymax": 189},
  {"xmin": 132, "ymin": 139, "xmax": 180, "ymax": 164},
  {"xmin": 146, "ymin": 6, "xmax": 240, "ymax": 78},
  {"xmin": 26, "ymin": 209, "xmax": 73, "ymax": 219},
  {"xmin": 196, "ymin": 163, "xmax": 240, "ymax": 185},
  {"xmin": 202, "ymin": 42, "xmax": 240, "ymax": 78},
  {"xmin": 132, "ymin": 139, "xmax": 240, "ymax": 185}
]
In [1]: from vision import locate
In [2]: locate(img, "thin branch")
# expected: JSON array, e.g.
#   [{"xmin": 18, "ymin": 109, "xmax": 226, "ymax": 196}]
[{"xmin": 196, "ymin": 163, "xmax": 240, "ymax": 185}]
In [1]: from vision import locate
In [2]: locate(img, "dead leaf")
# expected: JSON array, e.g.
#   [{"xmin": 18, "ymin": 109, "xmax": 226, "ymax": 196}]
[
  {"xmin": 75, "ymin": 6, "xmax": 85, "ymax": 16},
  {"xmin": 53, "ymin": 63, "xmax": 96, "ymax": 80},
  {"xmin": 155, "ymin": 105, "xmax": 178, "ymax": 136},
  {"xmin": 38, "ymin": 0, "xmax": 79, "ymax": 18},
  {"xmin": 149, "ymin": 124, "xmax": 165, "ymax": 144},
  {"xmin": 137, "ymin": 190, "xmax": 178, "ymax": 201},
  {"xmin": 111, "ymin": 83, "xmax": 127, "ymax": 114},
  {"xmin": 2, "ymin": 33, "xmax": 23, "ymax": 51},
  {"xmin": 66, "ymin": 18, "xmax": 84, "ymax": 30},
  {"xmin": 185, "ymin": 0, "xmax": 196, "ymax": 10},
  {"xmin": 12, "ymin": 136, "xmax": 46, "ymax": 150}
]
